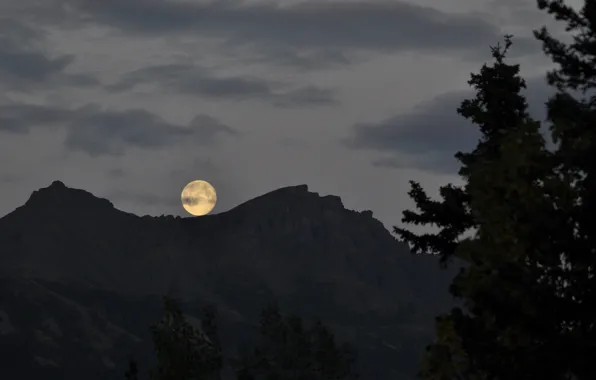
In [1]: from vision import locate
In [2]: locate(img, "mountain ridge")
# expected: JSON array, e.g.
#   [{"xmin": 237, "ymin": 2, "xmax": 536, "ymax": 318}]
[{"xmin": 0, "ymin": 180, "xmax": 459, "ymax": 380}]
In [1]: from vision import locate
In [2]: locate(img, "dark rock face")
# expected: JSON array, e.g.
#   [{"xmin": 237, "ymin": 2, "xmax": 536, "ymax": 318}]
[
  {"xmin": 0, "ymin": 181, "xmax": 460, "ymax": 380},
  {"xmin": 25, "ymin": 180, "xmax": 115, "ymax": 211}
]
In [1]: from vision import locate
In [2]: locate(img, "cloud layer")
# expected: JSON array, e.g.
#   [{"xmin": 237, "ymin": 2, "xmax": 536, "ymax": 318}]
[
  {"xmin": 0, "ymin": 102, "xmax": 237, "ymax": 155},
  {"xmin": 12, "ymin": 0, "xmax": 542, "ymax": 67},
  {"xmin": 0, "ymin": 18, "xmax": 97, "ymax": 92},
  {"xmin": 107, "ymin": 63, "xmax": 337, "ymax": 107},
  {"xmin": 345, "ymin": 75, "xmax": 552, "ymax": 173},
  {"xmin": 0, "ymin": 0, "xmax": 560, "ymax": 223}
]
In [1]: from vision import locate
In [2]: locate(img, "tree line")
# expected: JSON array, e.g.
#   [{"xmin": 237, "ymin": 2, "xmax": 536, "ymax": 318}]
[
  {"xmin": 129, "ymin": 0, "xmax": 596, "ymax": 379},
  {"xmin": 125, "ymin": 298, "xmax": 358, "ymax": 380}
]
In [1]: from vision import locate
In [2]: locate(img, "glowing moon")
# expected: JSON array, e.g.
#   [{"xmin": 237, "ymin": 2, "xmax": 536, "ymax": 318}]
[{"xmin": 181, "ymin": 180, "xmax": 217, "ymax": 216}]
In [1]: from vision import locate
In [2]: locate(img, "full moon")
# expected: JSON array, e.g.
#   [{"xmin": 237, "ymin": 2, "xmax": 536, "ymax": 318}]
[{"xmin": 181, "ymin": 180, "xmax": 217, "ymax": 216}]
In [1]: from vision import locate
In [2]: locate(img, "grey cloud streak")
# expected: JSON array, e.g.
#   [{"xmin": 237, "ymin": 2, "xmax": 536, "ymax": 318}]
[
  {"xmin": 17, "ymin": 0, "xmax": 541, "ymax": 67},
  {"xmin": 71, "ymin": 0, "xmax": 528, "ymax": 49},
  {"xmin": 345, "ymin": 75, "xmax": 552, "ymax": 174},
  {"xmin": 107, "ymin": 63, "xmax": 337, "ymax": 107},
  {"xmin": 0, "ymin": 101, "xmax": 238, "ymax": 156},
  {"xmin": 0, "ymin": 18, "xmax": 98, "ymax": 92},
  {"xmin": 239, "ymin": 47, "xmax": 352, "ymax": 71}
]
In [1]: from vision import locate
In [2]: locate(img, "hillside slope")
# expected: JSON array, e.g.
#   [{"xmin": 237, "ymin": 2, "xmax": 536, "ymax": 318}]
[{"xmin": 0, "ymin": 181, "xmax": 460, "ymax": 380}]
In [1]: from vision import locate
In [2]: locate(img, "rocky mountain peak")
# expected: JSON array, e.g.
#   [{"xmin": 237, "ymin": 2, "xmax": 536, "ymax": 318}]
[
  {"xmin": 24, "ymin": 180, "xmax": 114, "ymax": 212},
  {"xmin": 229, "ymin": 184, "xmax": 366, "ymax": 222},
  {"xmin": 50, "ymin": 180, "xmax": 66, "ymax": 188}
]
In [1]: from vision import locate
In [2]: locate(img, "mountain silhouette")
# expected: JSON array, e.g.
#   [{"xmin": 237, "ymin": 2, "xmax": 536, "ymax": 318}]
[{"xmin": 0, "ymin": 181, "xmax": 460, "ymax": 380}]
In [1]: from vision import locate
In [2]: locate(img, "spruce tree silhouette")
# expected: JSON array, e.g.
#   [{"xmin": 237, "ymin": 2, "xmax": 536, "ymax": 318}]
[
  {"xmin": 127, "ymin": 299, "xmax": 358, "ymax": 380},
  {"xmin": 236, "ymin": 302, "xmax": 359, "ymax": 380},
  {"xmin": 395, "ymin": 26, "xmax": 596, "ymax": 379},
  {"xmin": 150, "ymin": 297, "xmax": 222, "ymax": 380},
  {"xmin": 125, "ymin": 358, "xmax": 139, "ymax": 380}
]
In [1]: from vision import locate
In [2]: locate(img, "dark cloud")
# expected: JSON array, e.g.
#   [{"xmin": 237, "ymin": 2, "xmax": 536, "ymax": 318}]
[
  {"xmin": 272, "ymin": 86, "xmax": 337, "ymax": 108},
  {"xmin": 0, "ymin": 18, "xmax": 45, "ymax": 45},
  {"xmin": 261, "ymin": 48, "xmax": 351, "ymax": 71},
  {"xmin": 189, "ymin": 114, "xmax": 238, "ymax": 143},
  {"xmin": 0, "ymin": 101, "xmax": 238, "ymax": 155},
  {"xmin": 345, "ymin": 75, "xmax": 552, "ymax": 174},
  {"xmin": 231, "ymin": 45, "xmax": 352, "ymax": 71},
  {"xmin": 64, "ymin": 104, "xmax": 203, "ymax": 155},
  {"xmin": 371, "ymin": 155, "xmax": 462, "ymax": 175},
  {"xmin": 14, "ymin": 0, "xmax": 540, "ymax": 68},
  {"xmin": 346, "ymin": 91, "xmax": 474, "ymax": 155},
  {"xmin": 75, "ymin": 0, "xmax": 532, "ymax": 51},
  {"xmin": 107, "ymin": 63, "xmax": 336, "ymax": 107},
  {"xmin": 0, "ymin": 103, "xmax": 72, "ymax": 134},
  {"xmin": 0, "ymin": 17, "xmax": 98, "ymax": 91}
]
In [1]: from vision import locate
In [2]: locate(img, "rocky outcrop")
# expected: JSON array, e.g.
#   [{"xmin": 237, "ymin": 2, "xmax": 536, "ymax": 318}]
[
  {"xmin": 25, "ymin": 180, "xmax": 115, "ymax": 210},
  {"xmin": 0, "ymin": 181, "xmax": 460, "ymax": 380}
]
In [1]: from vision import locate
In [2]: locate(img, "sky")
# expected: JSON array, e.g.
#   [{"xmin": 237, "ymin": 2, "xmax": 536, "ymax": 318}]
[{"xmin": 0, "ymin": 0, "xmax": 583, "ymax": 229}]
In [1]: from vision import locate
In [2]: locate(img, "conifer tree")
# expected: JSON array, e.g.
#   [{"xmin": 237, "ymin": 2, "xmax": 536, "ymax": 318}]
[
  {"xmin": 237, "ymin": 302, "xmax": 358, "ymax": 380},
  {"xmin": 394, "ymin": 33, "xmax": 591, "ymax": 379},
  {"xmin": 533, "ymin": 1, "xmax": 596, "ymax": 378},
  {"xmin": 129, "ymin": 299, "xmax": 358, "ymax": 380},
  {"xmin": 150, "ymin": 297, "xmax": 222, "ymax": 380},
  {"xmin": 125, "ymin": 358, "xmax": 140, "ymax": 380}
]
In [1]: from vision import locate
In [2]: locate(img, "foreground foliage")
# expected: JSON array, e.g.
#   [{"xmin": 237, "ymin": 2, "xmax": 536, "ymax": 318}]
[
  {"xmin": 236, "ymin": 302, "xmax": 358, "ymax": 380},
  {"xmin": 394, "ymin": 1, "xmax": 596, "ymax": 379},
  {"xmin": 150, "ymin": 298, "xmax": 222, "ymax": 380},
  {"xmin": 127, "ymin": 298, "xmax": 358, "ymax": 380}
]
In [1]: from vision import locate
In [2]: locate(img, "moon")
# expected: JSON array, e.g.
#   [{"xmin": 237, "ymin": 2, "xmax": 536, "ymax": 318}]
[{"xmin": 181, "ymin": 180, "xmax": 217, "ymax": 216}]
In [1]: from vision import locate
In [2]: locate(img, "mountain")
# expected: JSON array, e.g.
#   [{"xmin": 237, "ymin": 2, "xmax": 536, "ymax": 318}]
[{"xmin": 0, "ymin": 180, "xmax": 460, "ymax": 380}]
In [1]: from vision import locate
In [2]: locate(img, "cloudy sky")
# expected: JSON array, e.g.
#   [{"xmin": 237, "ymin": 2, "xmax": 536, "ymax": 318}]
[{"xmin": 0, "ymin": 0, "xmax": 581, "ymax": 228}]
